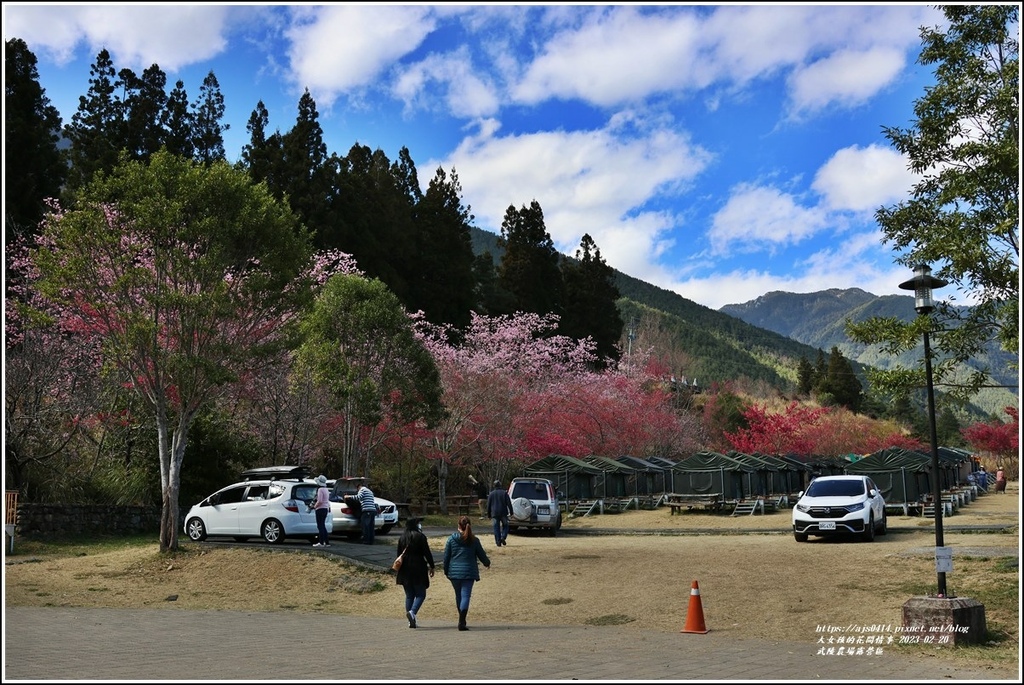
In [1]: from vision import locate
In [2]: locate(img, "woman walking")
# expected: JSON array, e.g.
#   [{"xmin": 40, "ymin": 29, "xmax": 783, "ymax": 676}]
[
  {"xmin": 442, "ymin": 515, "xmax": 490, "ymax": 631},
  {"xmin": 395, "ymin": 517, "xmax": 435, "ymax": 628}
]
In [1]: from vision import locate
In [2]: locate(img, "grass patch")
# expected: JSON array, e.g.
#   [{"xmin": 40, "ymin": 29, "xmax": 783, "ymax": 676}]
[
  {"xmin": 11, "ymin": 533, "xmax": 159, "ymax": 559},
  {"xmin": 542, "ymin": 597, "xmax": 573, "ymax": 605},
  {"xmin": 586, "ymin": 614, "xmax": 635, "ymax": 626}
]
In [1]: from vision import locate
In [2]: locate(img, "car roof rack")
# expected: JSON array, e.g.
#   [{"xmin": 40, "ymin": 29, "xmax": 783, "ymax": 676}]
[{"xmin": 240, "ymin": 465, "xmax": 310, "ymax": 481}]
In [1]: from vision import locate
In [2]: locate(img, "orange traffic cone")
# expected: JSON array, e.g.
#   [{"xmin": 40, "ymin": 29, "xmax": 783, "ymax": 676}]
[{"xmin": 681, "ymin": 580, "xmax": 709, "ymax": 633}]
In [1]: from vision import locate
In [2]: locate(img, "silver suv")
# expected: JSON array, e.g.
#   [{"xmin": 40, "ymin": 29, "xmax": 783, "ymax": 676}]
[{"xmin": 507, "ymin": 477, "xmax": 563, "ymax": 537}]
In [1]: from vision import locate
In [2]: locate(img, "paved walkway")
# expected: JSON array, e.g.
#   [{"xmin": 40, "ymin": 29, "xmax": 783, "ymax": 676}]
[
  {"xmin": 4, "ymin": 525, "xmax": 1020, "ymax": 682},
  {"xmin": 5, "ymin": 605, "xmax": 1018, "ymax": 681}
]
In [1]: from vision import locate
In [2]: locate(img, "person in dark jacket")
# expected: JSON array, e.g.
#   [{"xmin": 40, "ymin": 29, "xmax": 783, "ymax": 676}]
[
  {"xmin": 486, "ymin": 480, "xmax": 514, "ymax": 547},
  {"xmin": 469, "ymin": 474, "xmax": 489, "ymax": 520},
  {"xmin": 442, "ymin": 515, "xmax": 490, "ymax": 631},
  {"xmin": 394, "ymin": 516, "xmax": 435, "ymax": 628}
]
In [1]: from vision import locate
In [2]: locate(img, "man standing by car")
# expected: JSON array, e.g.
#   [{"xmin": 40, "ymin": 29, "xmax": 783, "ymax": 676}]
[
  {"xmin": 486, "ymin": 480, "xmax": 513, "ymax": 547},
  {"xmin": 357, "ymin": 482, "xmax": 377, "ymax": 545}
]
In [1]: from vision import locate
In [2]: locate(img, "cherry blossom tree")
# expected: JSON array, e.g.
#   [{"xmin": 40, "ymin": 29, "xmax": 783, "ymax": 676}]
[
  {"xmin": 962, "ymin": 406, "xmax": 1019, "ymax": 478},
  {"xmin": 414, "ymin": 311, "xmax": 596, "ymax": 504},
  {"xmin": 26, "ymin": 151, "xmax": 322, "ymax": 551}
]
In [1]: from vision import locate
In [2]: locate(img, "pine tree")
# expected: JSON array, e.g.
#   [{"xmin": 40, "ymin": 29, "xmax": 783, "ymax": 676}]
[
  {"xmin": 64, "ymin": 48, "xmax": 122, "ymax": 190},
  {"xmin": 823, "ymin": 346, "xmax": 863, "ymax": 412},
  {"xmin": 796, "ymin": 355, "xmax": 814, "ymax": 396},
  {"xmin": 496, "ymin": 200, "xmax": 564, "ymax": 318},
  {"xmin": 164, "ymin": 79, "xmax": 193, "ymax": 159},
  {"xmin": 279, "ymin": 89, "xmax": 330, "ymax": 235},
  {"xmin": 559, "ymin": 233, "xmax": 623, "ymax": 367},
  {"xmin": 411, "ymin": 166, "xmax": 476, "ymax": 328},
  {"xmin": 4, "ymin": 38, "xmax": 66, "ymax": 242},
  {"xmin": 119, "ymin": 64, "xmax": 168, "ymax": 161},
  {"xmin": 192, "ymin": 70, "xmax": 228, "ymax": 164}
]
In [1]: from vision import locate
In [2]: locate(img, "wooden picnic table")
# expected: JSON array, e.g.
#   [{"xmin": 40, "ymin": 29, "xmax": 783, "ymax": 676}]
[{"xmin": 665, "ymin": 493, "xmax": 722, "ymax": 514}]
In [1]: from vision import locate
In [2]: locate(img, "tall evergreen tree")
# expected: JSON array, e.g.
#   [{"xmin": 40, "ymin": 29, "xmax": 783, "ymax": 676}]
[
  {"xmin": 279, "ymin": 89, "xmax": 331, "ymax": 235},
  {"xmin": 192, "ymin": 70, "xmax": 228, "ymax": 164},
  {"xmin": 411, "ymin": 166, "xmax": 476, "ymax": 328},
  {"xmin": 496, "ymin": 200, "xmax": 564, "ymax": 318},
  {"xmin": 163, "ymin": 79, "xmax": 193, "ymax": 159},
  {"xmin": 559, "ymin": 233, "xmax": 623, "ymax": 367},
  {"xmin": 118, "ymin": 64, "xmax": 168, "ymax": 161},
  {"xmin": 4, "ymin": 38, "xmax": 66, "ymax": 242},
  {"xmin": 822, "ymin": 346, "xmax": 863, "ymax": 412},
  {"xmin": 330, "ymin": 144, "xmax": 415, "ymax": 303},
  {"xmin": 239, "ymin": 100, "xmax": 281, "ymax": 187},
  {"xmin": 64, "ymin": 48, "xmax": 122, "ymax": 190},
  {"xmin": 471, "ymin": 251, "xmax": 515, "ymax": 316},
  {"xmin": 796, "ymin": 355, "xmax": 814, "ymax": 396}
]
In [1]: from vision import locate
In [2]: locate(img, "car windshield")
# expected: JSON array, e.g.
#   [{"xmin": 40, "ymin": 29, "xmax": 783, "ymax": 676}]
[{"xmin": 806, "ymin": 479, "xmax": 866, "ymax": 498}]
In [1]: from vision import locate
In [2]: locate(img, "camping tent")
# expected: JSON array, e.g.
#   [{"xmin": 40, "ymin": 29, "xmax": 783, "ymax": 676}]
[
  {"xmin": 616, "ymin": 455, "xmax": 668, "ymax": 495},
  {"xmin": 671, "ymin": 451, "xmax": 754, "ymax": 500},
  {"xmin": 524, "ymin": 454, "xmax": 604, "ymax": 499},
  {"xmin": 844, "ymin": 448, "xmax": 932, "ymax": 507},
  {"xmin": 583, "ymin": 455, "xmax": 637, "ymax": 498},
  {"xmin": 724, "ymin": 450, "xmax": 784, "ymax": 497}
]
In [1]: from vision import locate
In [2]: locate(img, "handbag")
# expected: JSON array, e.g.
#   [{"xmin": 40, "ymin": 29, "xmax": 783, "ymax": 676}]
[{"xmin": 391, "ymin": 548, "xmax": 406, "ymax": 572}]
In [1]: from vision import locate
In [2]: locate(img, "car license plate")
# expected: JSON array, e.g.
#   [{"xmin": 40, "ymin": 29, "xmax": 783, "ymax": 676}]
[{"xmin": 818, "ymin": 521, "xmax": 836, "ymax": 530}]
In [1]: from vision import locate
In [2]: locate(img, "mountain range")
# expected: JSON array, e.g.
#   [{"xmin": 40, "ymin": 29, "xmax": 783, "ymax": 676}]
[{"xmin": 470, "ymin": 226, "xmax": 1017, "ymax": 419}]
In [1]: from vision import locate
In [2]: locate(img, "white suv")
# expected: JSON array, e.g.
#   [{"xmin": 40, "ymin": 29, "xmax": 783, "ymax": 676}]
[
  {"xmin": 792, "ymin": 475, "xmax": 887, "ymax": 542},
  {"xmin": 508, "ymin": 477, "xmax": 563, "ymax": 537}
]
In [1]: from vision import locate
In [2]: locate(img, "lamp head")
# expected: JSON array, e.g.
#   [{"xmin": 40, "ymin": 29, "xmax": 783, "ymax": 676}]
[{"xmin": 898, "ymin": 264, "xmax": 948, "ymax": 315}]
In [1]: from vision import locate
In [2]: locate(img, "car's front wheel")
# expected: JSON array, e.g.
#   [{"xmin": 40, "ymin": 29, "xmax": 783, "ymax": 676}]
[
  {"xmin": 877, "ymin": 512, "xmax": 887, "ymax": 536},
  {"xmin": 186, "ymin": 517, "xmax": 207, "ymax": 542},
  {"xmin": 862, "ymin": 515, "xmax": 875, "ymax": 542},
  {"xmin": 377, "ymin": 525, "xmax": 393, "ymax": 535},
  {"xmin": 261, "ymin": 518, "xmax": 285, "ymax": 544}
]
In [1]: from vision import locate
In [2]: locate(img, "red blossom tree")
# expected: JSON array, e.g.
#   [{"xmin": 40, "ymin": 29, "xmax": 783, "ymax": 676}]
[{"xmin": 962, "ymin": 406, "xmax": 1019, "ymax": 478}]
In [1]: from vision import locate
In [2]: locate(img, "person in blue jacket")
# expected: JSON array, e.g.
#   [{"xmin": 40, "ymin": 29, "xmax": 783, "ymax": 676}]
[{"xmin": 442, "ymin": 515, "xmax": 490, "ymax": 631}]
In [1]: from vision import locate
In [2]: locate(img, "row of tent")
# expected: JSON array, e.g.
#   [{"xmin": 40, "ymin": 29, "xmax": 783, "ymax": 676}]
[{"xmin": 523, "ymin": 447, "xmax": 978, "ymax": 507}]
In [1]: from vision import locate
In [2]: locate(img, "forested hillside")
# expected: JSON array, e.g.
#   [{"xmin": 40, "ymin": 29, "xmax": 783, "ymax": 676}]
[{"xmin": 721, "ymin": 290, "xmax": 1018, "ymax": 418}]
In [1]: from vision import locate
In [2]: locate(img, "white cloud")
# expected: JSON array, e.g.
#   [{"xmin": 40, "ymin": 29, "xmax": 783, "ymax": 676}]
[
  {"xmin": 3, "ymin": 5, "xmax": 232, "ymax": 71},
  {"xmin": 393, "ymin": 46, "xmax": 500, "ymax": 119},
  {"xmin": 514, "ymin": 7, "xmax": 705, "ymax": 106},
  {"xmin": 709, "ymin": 185, "xmax": 828, "ymax": 255},
  {"xmin": 435, "ymin": 119, "xmax": 712, "ymax": 277},
  {"xmin": 283, "ymin": 5, "xmax": 437, "ymax": 108},
  {"xmin": 813, "ymin": 144, "xmax": 917, "ymax": 213},
  {"xmin": 788, "ymin": 47, "xmax": 906, "ymax": 116}
]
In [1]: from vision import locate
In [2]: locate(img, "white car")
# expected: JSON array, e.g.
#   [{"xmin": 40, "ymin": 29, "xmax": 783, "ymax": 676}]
[
  {"xmin": 183, "ymin": 466, "xmax": 332, "ymax": 545},
  {"xmin": 792, "ymin": 475, "xmax": 887, "ymax": 542},
  {"xmin": 328, "ymin": 477, "xmax": 399, "ymax": 537}
]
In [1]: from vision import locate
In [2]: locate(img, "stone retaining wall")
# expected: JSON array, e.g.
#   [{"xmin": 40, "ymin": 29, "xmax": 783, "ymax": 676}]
[{"xmin": 10, "ymin": 503, "xmax": 162, "ymax": 539}]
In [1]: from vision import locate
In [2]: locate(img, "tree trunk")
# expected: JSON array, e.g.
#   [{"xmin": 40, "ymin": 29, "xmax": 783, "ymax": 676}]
[{"xmin": 437, "ymin": 460, "xmax": 449, "ymax": 515}]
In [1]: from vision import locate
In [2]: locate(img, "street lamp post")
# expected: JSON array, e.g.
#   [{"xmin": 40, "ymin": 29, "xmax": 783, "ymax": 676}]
[{"xmin": 898, "ymin": 264, "xmax": 948, "ymax": 597}]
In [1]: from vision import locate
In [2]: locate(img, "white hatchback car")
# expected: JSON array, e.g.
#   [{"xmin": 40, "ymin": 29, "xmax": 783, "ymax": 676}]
[
  {"xmin": 792, "ymin": 475, "xmax": 887, "ymax": 542},
  {"xmin": 183, "ymin": 466, "xmax": 332, "ymax": 544}
]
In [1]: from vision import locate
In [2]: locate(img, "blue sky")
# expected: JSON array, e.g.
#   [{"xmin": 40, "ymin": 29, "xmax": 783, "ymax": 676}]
[{"xmin": 4, "ymin": 3, "xmax": 951, "ymax": 310}]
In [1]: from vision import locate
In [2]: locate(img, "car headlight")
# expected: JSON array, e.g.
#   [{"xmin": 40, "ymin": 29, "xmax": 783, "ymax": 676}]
[
  {"xmin": 847, "ymin": 502, "xmax": 865, "ymax": 512},
  {"xmin": 795, "ymin": 503, "xmax": 810, "ymax": 513}
]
